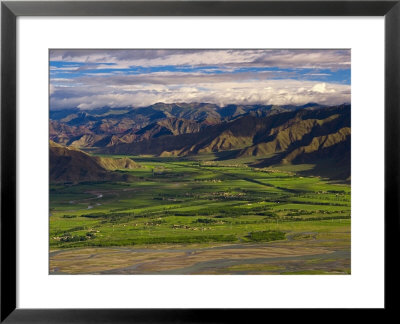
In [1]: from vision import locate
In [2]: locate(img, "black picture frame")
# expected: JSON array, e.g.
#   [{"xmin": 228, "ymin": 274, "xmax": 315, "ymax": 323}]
[{"xmin": 1, "ymin": 0, "xmax": 399, "ymax": 322}]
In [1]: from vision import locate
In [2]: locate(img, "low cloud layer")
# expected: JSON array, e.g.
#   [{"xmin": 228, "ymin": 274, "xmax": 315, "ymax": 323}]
[{"xmin": 50, "ymin": 49, "xmax": 351, "ymax": 110}]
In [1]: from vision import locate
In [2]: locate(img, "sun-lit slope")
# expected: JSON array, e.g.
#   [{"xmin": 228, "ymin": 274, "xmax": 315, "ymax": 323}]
[
  {"xmin": 101, "ymin": 116, "xmax": 255, "ymax": 156},
  {"xmin": 49, "ymin": 141, "xmax": 139, "ymax": 183},
  {"xmin": 94, "ymin": 156, "xmax": 139, "ymax": 170},
  {"xmin": 282, "ymin": 127, "xmax": 350, "ymax": 164},
  {"xmin": 131, "ymin": 117, "xmax": 204, "ymax": 140},
  {"xmin": 237, "ymin": 106, "xmax": 350, "ymax": 157}
]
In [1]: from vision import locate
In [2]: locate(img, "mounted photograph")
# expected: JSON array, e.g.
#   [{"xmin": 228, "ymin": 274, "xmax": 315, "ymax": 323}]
[{"xmin": 49, "ymin": 49, "xmax": 351, "ymax": 275}]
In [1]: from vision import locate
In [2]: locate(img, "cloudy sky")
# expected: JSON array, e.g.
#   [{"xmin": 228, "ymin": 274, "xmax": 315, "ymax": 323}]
[{"xmin": 49, "ymin": 49, "xmax": 350, "ymax": 110}]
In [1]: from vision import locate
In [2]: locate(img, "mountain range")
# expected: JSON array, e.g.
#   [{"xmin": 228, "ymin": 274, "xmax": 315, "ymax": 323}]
[
  {"xmin": 49, "ymin": 102, "xmax": 350, "ymax": 180},
  {"xmin": 50, "ymin": 102, "xmax": 324, "ymax": 148}
]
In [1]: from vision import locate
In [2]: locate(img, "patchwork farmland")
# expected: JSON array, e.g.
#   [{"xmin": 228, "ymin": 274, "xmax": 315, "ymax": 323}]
[{"xmin": 50, "ymin": 156, "xmax": 350, "ymax": 274}]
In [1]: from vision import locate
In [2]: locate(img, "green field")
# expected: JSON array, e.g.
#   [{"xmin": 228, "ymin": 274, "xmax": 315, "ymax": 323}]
[{"xmin": 49, "ymin": 156, "xmax": 351, "ymax": 274}]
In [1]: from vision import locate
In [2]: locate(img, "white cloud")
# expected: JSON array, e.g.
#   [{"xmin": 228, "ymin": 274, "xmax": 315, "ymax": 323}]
[
  {"xmin": 50, "ymin": 49, "xmax": 350, "ymax": 70},
  {"xmin": 50, "ymin": 79, "xmax": 350, "ymax": 109},
  {"xmin": 311, "ymin": 83, "xmax": 336, "ymax": 93}
]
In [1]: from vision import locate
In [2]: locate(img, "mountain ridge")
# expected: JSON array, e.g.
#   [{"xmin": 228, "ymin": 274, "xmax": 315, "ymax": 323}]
[{"xmin": 50, "ymin": 102, "xmax": 326, "ymax": 148}]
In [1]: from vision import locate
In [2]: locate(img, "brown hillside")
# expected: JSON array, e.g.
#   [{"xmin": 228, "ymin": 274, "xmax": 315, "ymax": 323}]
[{"xmin": 49, "ymin": 141, "xmax": 138, "ymax": 183}]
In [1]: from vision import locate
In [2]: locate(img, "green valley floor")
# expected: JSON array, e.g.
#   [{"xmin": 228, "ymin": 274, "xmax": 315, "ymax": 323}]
[{"xmin": 49, "ymin": 156, "xmax": 351, "ymax": 275}]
